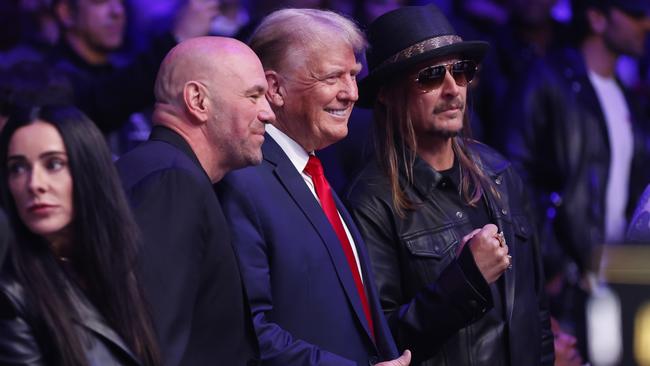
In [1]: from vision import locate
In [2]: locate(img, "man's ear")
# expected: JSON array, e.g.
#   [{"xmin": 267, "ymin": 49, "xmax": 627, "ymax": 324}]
[
  {"xmin": 183, "ymin": 81, "xmax": 210, "ymax": 124},
  {"xmin": 265, "ymin": 70, "xmax": 285, "ymax": 107},
  {"xmin": 587, "ymin": 8, "xmax": 607, "ymax": 35},
  {"xmin": 55, "ymin": 0, "xmax": 75, "ymax": 29}
]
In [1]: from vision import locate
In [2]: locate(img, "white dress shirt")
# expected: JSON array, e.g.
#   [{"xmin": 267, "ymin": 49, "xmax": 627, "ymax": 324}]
[{"xmin": 266, "ymin": 124, "xmax": 364, "ymax": 281}]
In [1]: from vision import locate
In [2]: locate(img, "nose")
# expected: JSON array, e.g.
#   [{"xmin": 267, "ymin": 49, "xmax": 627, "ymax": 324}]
[
  {"xmin": 258, "ymin": 98, "xmax": 276, "ymax": 124},
  {"xmin": 440, "ymin": 69, "xmax": 461, "ymax": 98},
  {"xmin": 27, "ymin": 166, "xmax": 47, "ymax": 195},
  {"xmin": 337, "ymin": 75, "xmax": 359, "ymax": 102}
]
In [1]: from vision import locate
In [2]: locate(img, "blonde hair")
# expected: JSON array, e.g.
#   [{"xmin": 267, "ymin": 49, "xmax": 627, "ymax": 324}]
[{"xmin": 249, "ymin": 8, "xmax": 366, "ymax": 72}]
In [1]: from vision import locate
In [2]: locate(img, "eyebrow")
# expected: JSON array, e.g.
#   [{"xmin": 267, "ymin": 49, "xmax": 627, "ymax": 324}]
[
  {"xmin": 244, "ymin": 85, "xmax": 267, "ymax": 95},
  {"xmin": 320, "ymin": 63, "xmax": 364, "ymax": 78},
  {"xmin": 7, "ymin": 150, "xmax": 67, "ymax": 161}
]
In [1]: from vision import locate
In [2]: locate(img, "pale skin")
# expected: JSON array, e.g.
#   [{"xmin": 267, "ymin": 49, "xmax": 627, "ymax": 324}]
[
  {"xmin": 551, "ymin": 317, "xmax": 583, "ymax": 366},
  {"xmin": 264, "ymin": 40, "xmax": 362, "ymax": 152},
  {"xmin": 152, "ymin": 36, "xmax": 274, "ymax": 183},
  {"xmin": 7, "ymin": 122, "xmax": 74, "ymax": 258},
  {"xmin": 401, "ymin": 56, "xmax": 510, "ymax": 283}
]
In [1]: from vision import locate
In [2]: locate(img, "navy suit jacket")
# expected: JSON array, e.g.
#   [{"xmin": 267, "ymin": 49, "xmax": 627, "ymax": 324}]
[{"xmin": 217, "ymin": 135, "xmax": 399, "ymax": 366}]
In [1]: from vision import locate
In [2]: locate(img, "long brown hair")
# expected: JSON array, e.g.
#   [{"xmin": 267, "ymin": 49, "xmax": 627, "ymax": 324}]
[
  {"xmin": 372, "ymin": 77, "xmax": 497, "ymax": 218},
  {"xmin": 0, "ymin": 105, "xmax": 160, "ymax": 365}
]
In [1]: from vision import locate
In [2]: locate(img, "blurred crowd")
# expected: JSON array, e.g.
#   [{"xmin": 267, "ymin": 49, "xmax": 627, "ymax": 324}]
[{"xmin": 1, "ymin": 0, "xmax": 650, "ymax": 365}]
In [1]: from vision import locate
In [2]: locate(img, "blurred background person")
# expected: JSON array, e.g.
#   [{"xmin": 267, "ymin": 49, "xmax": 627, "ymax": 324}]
[
  {"xmin": 627, "ymin": 184, "xmax": 650, "ymax": 243},
  {"xmin": 0, "ymin": 104, "xmax": 160, "ymax": 365},
  {"xmin": 50, "ymin": 0, "xmax": 220, "ymax": 154},
  {"xmin": 473, "ymin": 0, "xmax": 572, "ymax": 151},
  {"xmin": 0, "ymin": 62, "xmax": 73, "ymax": 131},
  {"xmin": 0, "ymin": 0, "xmax": 59, "ymax": 67},
  {"xmin": 504, "ymin": 0, "xmax": 650, "ymax": 359}
]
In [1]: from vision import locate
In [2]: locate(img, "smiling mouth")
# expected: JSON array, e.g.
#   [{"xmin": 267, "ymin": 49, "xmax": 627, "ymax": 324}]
[{"xmin": 325, "ymin": 108, "xmax": 349, "ymax": 117}]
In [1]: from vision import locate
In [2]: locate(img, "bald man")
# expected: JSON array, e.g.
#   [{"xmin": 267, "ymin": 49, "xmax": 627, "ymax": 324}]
[{"xmin": 116, "ymin": 36, "xmax": 274, "ymax": 366}]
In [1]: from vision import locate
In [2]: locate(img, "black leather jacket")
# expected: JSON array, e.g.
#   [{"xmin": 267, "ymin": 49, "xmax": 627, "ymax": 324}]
[
  {"xmin": 345, "ymin": 143, "xmax": 553, "ymax": 366},
  {"xmin": 0, "ymin": 267, "xmax": 141, "ymax": 366},
  {"xmin": 505, "ymin": 47, "xmax": 650, "ymax": 274}
]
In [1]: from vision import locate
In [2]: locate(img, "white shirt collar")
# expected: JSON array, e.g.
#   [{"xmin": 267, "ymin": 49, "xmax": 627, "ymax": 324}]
[{"xmin": 266, "ymin": 124, "xmax": 311, "ymax": 173}]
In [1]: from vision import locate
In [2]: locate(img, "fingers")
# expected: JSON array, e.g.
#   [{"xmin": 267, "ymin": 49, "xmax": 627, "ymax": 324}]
[
  {"xmin": 462, "ymin": 229, "xmax": 482, "ymax": 245},
  {"xmin": 495, "ymin": 231, "xmax": 506, "ymax": 247},
  {"xmin": 457, "ymin": 228, "xmax": 481, "ymax": 255},
  {"xmin": 376, "ymin": 350, "xmax": 411, "ymax": 366},
  {"xmin": 468, "ymin": 225, "xmax": 511, "ymax": 283},
  {"xmin": 483, "ymin": 223, "xmax": 499, "ymax": 236},
  {"xmin": 502, "ymin": 254, "xmax": 512, "ymax": 270},
  {"xmin": 473, "ymin": 224, "xmax": 500, "ymax": 247},
  {"xmin": 394, "ymin": 350, "xmax": 411, "ymax": 366}
]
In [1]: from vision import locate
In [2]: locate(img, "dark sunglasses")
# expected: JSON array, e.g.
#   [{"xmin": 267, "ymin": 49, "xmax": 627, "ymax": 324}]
[{"xmin": 414, "ymin": 60, "xmax": 478, "ymax": 91}]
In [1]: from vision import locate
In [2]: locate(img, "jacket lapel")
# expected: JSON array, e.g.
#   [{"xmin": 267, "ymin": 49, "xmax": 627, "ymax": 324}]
[
  {"xmin": 69, "ymin": 286, "xmax": 141, "ymax": 365},
  {"xmin": 262, "ymin": 137, "xmax": 375, "ymax": 344},
  {"xmin": 484, "ymin": 173, "xmax": 516, "ymax": 322}
]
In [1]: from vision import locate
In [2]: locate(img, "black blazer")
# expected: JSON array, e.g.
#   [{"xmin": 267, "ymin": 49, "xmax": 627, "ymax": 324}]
[
  {"xmin": 116, "ymin": 126, "xmax": 259, "ymax": 366},
  {"xmin": 0, "ymin": 267, "xmax": 141, "ymax": 366}
]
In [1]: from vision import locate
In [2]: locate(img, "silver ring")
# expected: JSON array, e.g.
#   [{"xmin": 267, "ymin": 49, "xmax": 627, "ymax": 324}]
[{"xmin": 495, "ymin": 232, "xmax": 506, "ymax": 248}]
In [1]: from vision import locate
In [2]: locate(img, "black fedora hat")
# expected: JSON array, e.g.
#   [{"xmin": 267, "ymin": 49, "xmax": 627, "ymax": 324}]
[{"xmin": 357, "ymin": 4, "xmax": 489, "ymax": 107}]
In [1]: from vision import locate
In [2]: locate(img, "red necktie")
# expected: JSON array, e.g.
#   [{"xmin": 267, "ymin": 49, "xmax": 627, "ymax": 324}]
[{"xmin": 304, "ymin": 155, "xmax": 375, "ymax": 340}]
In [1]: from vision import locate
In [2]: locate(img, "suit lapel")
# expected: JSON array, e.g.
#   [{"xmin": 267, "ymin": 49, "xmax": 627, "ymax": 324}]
[
  {"xmin": 335, "ymin": 194, "xmax": 390, "ymax": 354},
  {"xmin": 263, "ymin": 137, "xmax": 375, "ymax": 344}
]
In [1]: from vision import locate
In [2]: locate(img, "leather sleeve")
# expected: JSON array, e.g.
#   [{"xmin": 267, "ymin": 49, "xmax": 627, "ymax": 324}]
[
  {"xmin": 507, "ymin": 167, "xmax": 555, "ymax": 365},
  {"xmin": 0, "ymin": 290, "xmax": 45, "ymax": 366},
  {"xmin": 348, "ymin": 199, "xmax": 493, "ymax": 364}
]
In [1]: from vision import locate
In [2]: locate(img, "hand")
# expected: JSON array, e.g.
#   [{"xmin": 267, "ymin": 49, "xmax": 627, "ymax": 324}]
[
  {"xmin": 173, "ymin": 0, "xmax": 221, "ymax": 42},
  {"xmin": 551, "ymin": 318, "xmax": 583, "ymax": 366},
  {"xmin": 375, "ymin": 350, "xmax": 411, "ymax": 366},
  {"xmin": 464, "ymin": 224, "xmax": 510, "ymax": 284},
  {"xmin": 457, "ymin": 228, "xmax": 481, "ymax": 255}
]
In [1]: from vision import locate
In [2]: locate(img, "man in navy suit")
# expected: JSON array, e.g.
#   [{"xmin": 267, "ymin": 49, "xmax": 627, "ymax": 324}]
[
  {"xmin": 117, "ymin": 36, "xmax": 275, "ymax": 366},
  {"xmin": 217, "ymin": 8, "xmax": 410, "ymax": 366}
]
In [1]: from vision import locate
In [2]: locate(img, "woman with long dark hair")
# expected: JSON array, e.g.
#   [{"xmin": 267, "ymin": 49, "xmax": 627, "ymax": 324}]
[{"xmin": 0, "ymin": 104, "xmax": 160, "ymax": 365}]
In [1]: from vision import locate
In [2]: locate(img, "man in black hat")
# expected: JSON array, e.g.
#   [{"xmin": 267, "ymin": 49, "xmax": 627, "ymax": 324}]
[{"xmin": 345, "ymin": 4, "xmax": 554, "ymax": 365}]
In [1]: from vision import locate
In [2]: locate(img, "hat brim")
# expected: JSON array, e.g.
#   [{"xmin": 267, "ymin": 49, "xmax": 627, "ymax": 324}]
[{"xmin": 357, "ymin": 40, "xmax": 489, "ymax": 108}]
